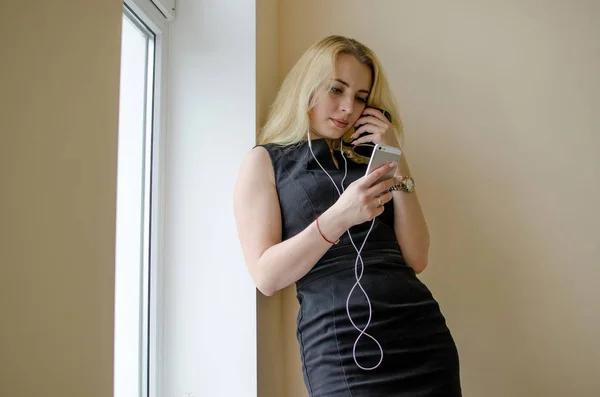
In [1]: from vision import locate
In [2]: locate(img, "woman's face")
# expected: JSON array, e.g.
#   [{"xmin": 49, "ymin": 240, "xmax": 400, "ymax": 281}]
[{"xmin": 309, "ymin": 53, "xmax": 373, "ymax": 140}]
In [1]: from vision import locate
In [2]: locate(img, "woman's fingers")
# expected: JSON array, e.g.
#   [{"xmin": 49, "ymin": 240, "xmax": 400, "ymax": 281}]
[
  {"xmin": 351, "ymin": 132, "xmax": 384, "ymax": 146},
  {"xmin": 367, "ymin": 175, "xmax": 399, "ymax": 197},
  {"xmin": 378, "ymin": 191, "xmax": 393, "ymax": 205},
  {"xmin": 367, "ymin": 191, "xmax": 393, "ymax": 219},
  {"xmin": 362, "ymin": 162, "xmax": 396, "ymax": 187},
  {"xmin": 353, "ymin": 115, "xmax": 386, "ymax": 132}
]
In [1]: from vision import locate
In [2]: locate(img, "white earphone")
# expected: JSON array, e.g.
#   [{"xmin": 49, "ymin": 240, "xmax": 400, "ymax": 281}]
[{"xmin": 307, "ymin": 130, "xmax": 383, "ymax": 371}]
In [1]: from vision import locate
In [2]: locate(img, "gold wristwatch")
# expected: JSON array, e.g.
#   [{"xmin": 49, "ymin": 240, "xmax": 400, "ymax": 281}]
[{"xmin": 389, "ymin": 176, "xmax": 415, "ymax": 193}]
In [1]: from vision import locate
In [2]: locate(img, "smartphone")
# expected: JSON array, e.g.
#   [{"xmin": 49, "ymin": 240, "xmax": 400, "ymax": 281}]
[
  {"xmin": 365, "ymin": 144, "xmax": 402, "ymax": 183},
  {"xmin": 354, "ymin": 108, "xmax": 392, "ymax": 137}
]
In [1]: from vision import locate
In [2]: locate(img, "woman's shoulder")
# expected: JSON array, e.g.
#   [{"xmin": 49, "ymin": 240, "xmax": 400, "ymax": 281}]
[
  {"xmin": 254, "ymin": 141, "xmax": 306, "ymax": 164},
  {"xmin": 243, "ymin": 143, "xmax": 291, "ymax": 176},
  {"xmin": 252, "ymin": 143, "xmax": 283, "ymax": 166},
  {"xmin": 240, "ymin": 142, "xmax": 302, "ymax": 187},
  {"xmin": 236, "ymin": 145, "xmax": 276, "ymax": 188}
]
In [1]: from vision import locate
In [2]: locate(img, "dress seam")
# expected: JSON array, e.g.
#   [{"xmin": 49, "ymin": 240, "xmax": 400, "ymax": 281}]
[
  {"xmin": 297, "ymin": 301, "xmax": 314, "ymax": 396},
  {"xmin": 280, "ymin": 158, "xmax": 318, "ymax": 221},
  {"xmin": 332, "ymin": 278, "xmax": 354, "ymax": 397}
]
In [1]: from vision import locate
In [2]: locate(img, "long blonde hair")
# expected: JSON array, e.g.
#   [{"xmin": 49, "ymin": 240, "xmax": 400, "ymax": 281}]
[{"xmin": 258, "ymin": 35, "xmax": 404, "ymax": 146}]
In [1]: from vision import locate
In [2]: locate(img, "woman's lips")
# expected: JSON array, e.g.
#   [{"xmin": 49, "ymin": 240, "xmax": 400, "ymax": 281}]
[{"xmin": 331, "ymin": 118, "xmax": 348, "ymax": 129}]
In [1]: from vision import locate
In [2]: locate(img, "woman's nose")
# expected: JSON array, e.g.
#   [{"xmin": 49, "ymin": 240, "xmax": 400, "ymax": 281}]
[{"xmin": 340, "ymin": 96, "xmax": 354, "ymax": 116}]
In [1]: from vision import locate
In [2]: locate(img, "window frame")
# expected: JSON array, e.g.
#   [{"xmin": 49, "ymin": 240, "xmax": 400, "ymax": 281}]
[{"xmin": 118, "ymin": 1, "xmax": 171, "ymax": 397}]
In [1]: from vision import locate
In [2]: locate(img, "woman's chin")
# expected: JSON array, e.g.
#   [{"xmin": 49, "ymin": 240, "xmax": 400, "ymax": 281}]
[
  {"xmin": 321, "ymin": 128, "xmax": 347, "ymax": 140},
  {"xmin": 311, "ymin": 131, "xmax": 341, "ymax": 141}
]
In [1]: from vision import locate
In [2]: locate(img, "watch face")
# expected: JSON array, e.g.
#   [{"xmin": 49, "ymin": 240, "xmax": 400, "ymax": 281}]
[{"xmin": 404, "ymin": 178, "xmax": 415, "ymax": 191}]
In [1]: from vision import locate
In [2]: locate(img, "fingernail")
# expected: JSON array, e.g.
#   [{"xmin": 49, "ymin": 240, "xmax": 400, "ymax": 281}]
[
  {"xmin": 395, "ymin": 175, "xmax": 403, "ymax": 181},
  {"xmin": 389, "ymin": 162, "xmax": 397, "ymax": 167}
]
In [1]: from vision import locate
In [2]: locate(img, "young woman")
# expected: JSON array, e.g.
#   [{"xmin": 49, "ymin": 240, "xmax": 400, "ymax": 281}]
[{"xmin": 234, "ymin": 35, "xmax": 461, "ymax": 396}]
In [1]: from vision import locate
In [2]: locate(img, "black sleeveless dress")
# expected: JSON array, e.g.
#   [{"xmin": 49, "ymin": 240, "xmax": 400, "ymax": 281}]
[{"xmin": 260, "ymin": 140, "xmax": 462, "ymax": 397}]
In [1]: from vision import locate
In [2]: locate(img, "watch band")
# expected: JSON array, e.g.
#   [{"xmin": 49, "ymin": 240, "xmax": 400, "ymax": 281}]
[{"xmin": 389, "ymin": 176, "xmax": 415, "ymax": 193}]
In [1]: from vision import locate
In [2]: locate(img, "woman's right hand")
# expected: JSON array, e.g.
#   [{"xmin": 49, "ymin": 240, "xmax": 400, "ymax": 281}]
[{"xmin": 333, "ymin": 162, "xmax": 399, "ymax": 229}]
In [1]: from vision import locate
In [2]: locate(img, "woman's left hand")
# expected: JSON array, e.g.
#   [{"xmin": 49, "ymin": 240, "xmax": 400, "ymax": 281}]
[{"xmin": 350, "ymin": 108, "xmax": 400, "ymax": 148}]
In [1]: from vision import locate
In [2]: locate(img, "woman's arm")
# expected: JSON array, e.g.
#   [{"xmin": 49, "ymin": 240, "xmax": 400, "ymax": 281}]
[
  {"xmin": 233, "ymin": 147, "xmax": 347, "ymax": 296},
  {"xmin": 233, "ymin": 146, "xmax": 397, "ymax": 295},
  {"xmin": 392, "ymin": 153, "xmax": 430, "ymax": 274},
  {"xmin": 351, "ymin": 108, "xmax": 430, "ymax": 273}
]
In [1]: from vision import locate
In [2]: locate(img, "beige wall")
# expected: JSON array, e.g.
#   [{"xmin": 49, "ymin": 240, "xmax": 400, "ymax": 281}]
[
  {"xmin": 256, "ymin": 2, "xmax": 285, "ymax": 396},
  {"xmin": 0, "ymin": 1, "xmax": 122, "ymax": 396},
  {"xmin": 256, "ymin": 0, "xmax": 600, "ymax": 396}
]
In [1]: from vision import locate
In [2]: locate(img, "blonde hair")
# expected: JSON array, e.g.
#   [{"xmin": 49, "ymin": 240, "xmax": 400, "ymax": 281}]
[{"xmin": 257, "ymin": 35, "xmax": 404, "ymax": 147}]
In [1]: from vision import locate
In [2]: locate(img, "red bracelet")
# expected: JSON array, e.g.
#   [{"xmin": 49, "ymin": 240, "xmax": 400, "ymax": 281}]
[{"xmin": 316, "ymin": 216, "xmax": 340, "ymax": 244}]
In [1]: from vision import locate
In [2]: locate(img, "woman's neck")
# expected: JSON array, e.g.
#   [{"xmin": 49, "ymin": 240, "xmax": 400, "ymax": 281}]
[{"xmin": 308, "ymin": 131, "xmax": 341, "ymax": 169}]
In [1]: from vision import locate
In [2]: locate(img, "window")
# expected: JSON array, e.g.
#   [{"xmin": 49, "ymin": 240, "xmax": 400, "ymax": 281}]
[{"xmin": 114, "ymin": 1, "xmax": 170, "ymax": 397}]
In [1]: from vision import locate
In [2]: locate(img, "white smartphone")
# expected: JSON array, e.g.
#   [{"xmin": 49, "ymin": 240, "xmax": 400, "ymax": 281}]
[{"xmin": 365, "ymin": 144, "xmax": 402, "ymax": 183}]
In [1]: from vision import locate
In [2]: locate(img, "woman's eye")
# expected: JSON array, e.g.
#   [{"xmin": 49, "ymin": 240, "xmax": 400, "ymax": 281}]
[
  {"xmin": 330, "ymin": 87, "xmax": 342, "ymax": 94},
  {"xmin": 356, "ymin": 97, "xmax": 367, "ymax": 103}
]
